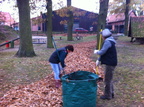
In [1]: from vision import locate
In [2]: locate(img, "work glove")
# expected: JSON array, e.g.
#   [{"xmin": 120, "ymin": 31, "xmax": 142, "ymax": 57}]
[
  {"xmin": 59, "ymin": 68, "xmax": 65, "ymax": 78},
  {"xmin": 96, "ymin": 60, "xmax": 100, "ymax": 66},
  {"xmin": 61, "ymin": 68, "xmax": 65, "ymax": 75},
  {"xmin": 94, "ymin": 50, "xmax": 99, "ymax": 54}
]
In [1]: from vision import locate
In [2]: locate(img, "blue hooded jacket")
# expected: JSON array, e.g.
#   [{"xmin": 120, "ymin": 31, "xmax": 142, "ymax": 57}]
[{"xmin": 97, "ymin": 36, "xmax": 117, "ymax": 66}]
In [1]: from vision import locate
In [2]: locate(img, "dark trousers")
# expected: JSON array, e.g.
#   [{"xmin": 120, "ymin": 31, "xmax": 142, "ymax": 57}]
[{"xmin": 104, "ymin": 65, "xmax": 116, "ymax": 98}]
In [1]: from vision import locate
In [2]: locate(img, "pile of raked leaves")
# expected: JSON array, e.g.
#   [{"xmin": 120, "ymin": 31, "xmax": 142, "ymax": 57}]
[{"xmin": 0, "ymin": 41, "xmax": 104, "ymax": 107}]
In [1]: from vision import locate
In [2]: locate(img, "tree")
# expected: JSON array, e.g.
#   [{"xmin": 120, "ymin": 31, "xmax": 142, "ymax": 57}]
[
  {"xmin": 67, "ymin": 0, "xmax": 73, "ymax": 41},
  {"xmin": 109, "ymin": 0, "xmax": 131, "ymax": 36},
  {"xmin": 15, "ymin": 0, "xmax": 36, "ymax": 57},
  {"xmin": 46, "ymin": 0, "xmax": 53, "ymax": 48},
  {"xmin": 109, "ymin": 0, "xmax": 144, "ymax": 36},
  {"xmin": 56, "ymin": 1, "xmax": 91, "ymax": 41},
  {"xmin": 96, "ymin": 0, "xmax": 109, "ymax": 49},
  {"xmin": 0, "ymin": 12, "xmax": 6, "ymax": 25},
  {"xmin": 124, "ymin": 0, "xmax": 131, "ymax": 36}
]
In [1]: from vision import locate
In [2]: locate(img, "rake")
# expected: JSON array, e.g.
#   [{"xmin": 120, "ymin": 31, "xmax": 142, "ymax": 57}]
[
  {"xmin": 51, "ymin": 36, "xmax": 65, "ymax": 75},
  {"xmin": 95, "ymin": 29, "xmax": 102, "ymax": 75}
]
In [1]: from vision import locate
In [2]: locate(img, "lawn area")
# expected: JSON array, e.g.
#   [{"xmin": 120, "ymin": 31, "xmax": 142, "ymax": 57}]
[
  {"xmin": 0, "ymin": 34, "xmax": 144, "ymax": 106},
  {"xmin": 96, "ymin": 36, "xmax": 144, "ymax": 107}
]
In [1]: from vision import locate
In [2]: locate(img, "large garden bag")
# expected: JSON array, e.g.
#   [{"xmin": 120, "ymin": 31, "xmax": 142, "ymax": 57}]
[{"xmin": 61, "ymin": 71, "xmax": 99, "ymax": 107}]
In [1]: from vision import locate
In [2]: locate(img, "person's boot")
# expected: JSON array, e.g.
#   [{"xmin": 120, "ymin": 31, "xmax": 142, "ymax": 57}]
[
  {"xmin": 112, "ymin": 93, "xmax": 114, "ymax": 98},
  {"xmin": 55, "ymin": 80, "xmax": 61, "ymax": 88},
  {"xmin": 100, "ymin": 93, "xmax": 114, "ymax": 100},
  {"xmin": 100, "ymin": 95, "xmax": 111, "ymax": 100}
]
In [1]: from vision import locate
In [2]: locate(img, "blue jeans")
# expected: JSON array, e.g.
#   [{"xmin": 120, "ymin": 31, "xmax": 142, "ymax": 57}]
[{"xmin": 50, "ymin": 63, "xmax": 62, "ymax": 80}]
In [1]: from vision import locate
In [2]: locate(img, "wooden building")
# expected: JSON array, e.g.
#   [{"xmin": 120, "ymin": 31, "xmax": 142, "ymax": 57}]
[
  {"xmin": 38, "ymin": 6, "xmax": 98, "ymax": 33},
  {"xmin": 106, "ymin": 10, "xmax": 136, "ymax": 33}
]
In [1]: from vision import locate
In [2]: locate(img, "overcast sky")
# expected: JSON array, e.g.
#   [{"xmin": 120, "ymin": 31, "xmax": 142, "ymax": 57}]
[
  {"xmin": 0, "ymin": 0, "xmax": 100, "ymax": 13},
  {"xmin": 53, "ymin": 0, "xmax": 99, "ymax": 13},
  {"xmin": 0, "ymin": 0, "xmax": 113, "ymax": 21}
]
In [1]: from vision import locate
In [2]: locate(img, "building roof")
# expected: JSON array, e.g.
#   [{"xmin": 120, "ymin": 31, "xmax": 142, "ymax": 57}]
[
  {"xmin": 107, "ymin": 13, "xmax": 125, "ymax": 23},
  {"xmin": 107, "ymin": 10, "xmax": 137, "ymax": 23}
]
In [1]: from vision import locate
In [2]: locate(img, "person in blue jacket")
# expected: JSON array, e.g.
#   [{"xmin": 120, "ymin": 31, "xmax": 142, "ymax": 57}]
[
  {"xmin": 49, "ymin": 45, "xmax": 74, "ymax": 88},
  {"xmin": 94, "ymin": 28, "xmax": 117, "ymax": 100}
]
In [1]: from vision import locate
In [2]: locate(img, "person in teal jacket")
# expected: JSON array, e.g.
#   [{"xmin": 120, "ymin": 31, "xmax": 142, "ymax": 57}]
[
  {"xmin": 94, "ymin": 28, "xmax": 117, "ymax": 100},
  {"xmin": 49, "ymin": 45, "xmax": 74, "ymax": 88}
]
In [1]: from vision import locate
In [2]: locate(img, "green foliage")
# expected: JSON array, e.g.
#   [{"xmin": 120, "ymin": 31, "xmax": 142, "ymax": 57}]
[
  {"xmin": 0, "ymin": 32, "xmax": 6, "ymax": 41},
  {"xmin": 109, "ymin": 0, "xmax": 144, "ymax": 15},
  {"xmin": 0, "ymin": 25, "xmax": 18, "ymax": 43},
  {"xmin": 131, "ymin": 16, "xmax": 144, "ymax": 37}
]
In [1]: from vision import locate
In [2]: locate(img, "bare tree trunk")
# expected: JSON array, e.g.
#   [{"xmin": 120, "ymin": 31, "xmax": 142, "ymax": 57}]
[
  {"xmin": 16, "ymin": 0, "xmax": 36, "ymax": 57},
  {"xmin": 46, "ymin": 0, "xmax": 53, "ymax": 48},
  {"xmin": 124, "ymin": 0, "xmax": 131, "ymax": 36},
  {"xmin": 67, "ymin": 0, "xmax": 73, "ymax": 41},
  {"xmin": 96, "ymin": 0, "xmax": 109, "ymax": 49}
]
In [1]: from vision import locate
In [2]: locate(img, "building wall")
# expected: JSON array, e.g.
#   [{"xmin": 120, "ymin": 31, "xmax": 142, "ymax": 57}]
[
  {"xmin": 40, "ymin": 7, "xmax": 98, "ymax": 33},
  {"xmin": 31, "ymin": 16, "xmax": 43, "ymax": 32}
]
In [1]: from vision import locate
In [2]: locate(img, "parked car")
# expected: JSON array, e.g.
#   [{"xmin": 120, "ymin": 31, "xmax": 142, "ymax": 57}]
[{"xmin": 74, "ymin": 28, "xmax": 88, "ymax": 33}]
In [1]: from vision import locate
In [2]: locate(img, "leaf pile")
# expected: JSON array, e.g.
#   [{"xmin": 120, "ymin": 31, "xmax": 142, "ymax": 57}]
[
  {"xmin": 65, "ymin": 41, "xmax": 104, "ymax": 77},
  {"xmin": 0, "ymin": 74, "xmax": 62, "ymax": 107},
  {"xmin": 0, "ymin": 41, "xmax": 104, "ymax": 107}
]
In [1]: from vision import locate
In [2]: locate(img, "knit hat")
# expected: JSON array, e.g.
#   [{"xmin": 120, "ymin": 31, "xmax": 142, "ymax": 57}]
[{"xmin": 101, "ymin": 29, "xmax": 112, "ymax": 37}]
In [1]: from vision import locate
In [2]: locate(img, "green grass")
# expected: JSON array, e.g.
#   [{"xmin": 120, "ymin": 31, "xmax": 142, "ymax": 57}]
[
  {"xmin": 0, "ymin": 34, "xmax": 97, "ymax": 97},
  {"xmin": 0, "ymin": 25, "xmax": 18, "ymax": 43},
  {"xmin": 0, "ymin": 35, "xmax": 144, "ymax": 106},
  {"xmin": 0, "ymin": 44, "xmax": 53, "ymax": 97}
]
